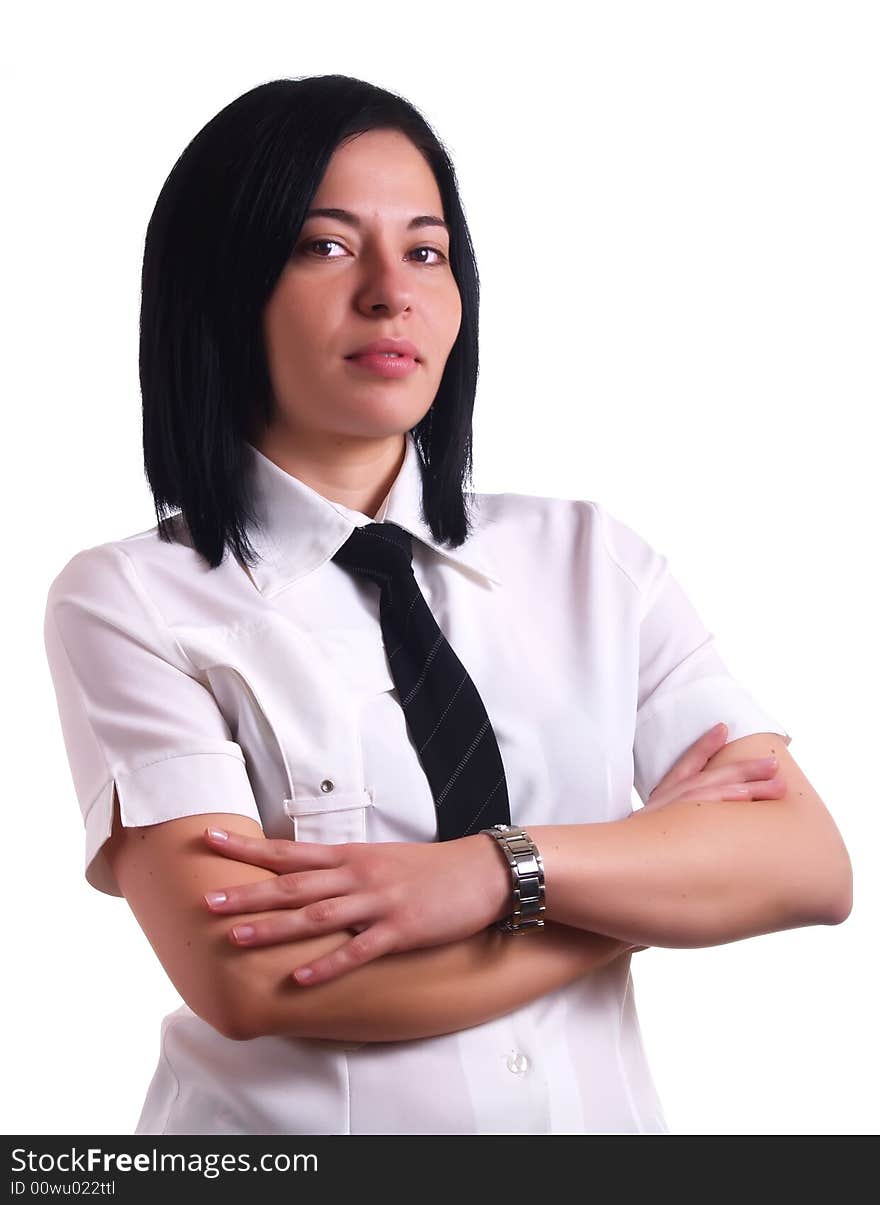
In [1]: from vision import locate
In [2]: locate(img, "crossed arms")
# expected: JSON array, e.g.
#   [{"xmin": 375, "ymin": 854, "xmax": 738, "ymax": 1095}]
[{"xmin": 103, "ymin": 732, "xmax": 851, "ymax": 1043}]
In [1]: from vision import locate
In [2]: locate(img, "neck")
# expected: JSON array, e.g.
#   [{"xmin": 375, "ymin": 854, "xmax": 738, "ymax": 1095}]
[{"xmin": 248, "ymin": 426, "xmax": 407, "ymax": 519}]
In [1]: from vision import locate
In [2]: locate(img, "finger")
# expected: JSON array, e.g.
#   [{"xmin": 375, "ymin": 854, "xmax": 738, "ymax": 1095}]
[
  {"xmin": 228, "ymin": 892, "xmax": 377, "ymax": 948},
  {"xmin": 644, "ymin": 773, "xmax": 786, "ymax": 811},
  {"xmin": 698, "ymin": 756, "xmax": 780, "ymax": 788},
  {"xmin": 649, "ymin": 722, "xmax": 728, "ymax": 796},
  {"xmin": 203, "ymin": 827, "xmax": 343, "ymax": 872},
  {"xmin": 674, "ymin": 775, "xmax": 787, "ymax": 804},
  {"xmin": 205, "ymin": 867, "xmax": 354, "ymax": 915},
  {"xmin": 647, "ymin": 752, "xmax": 779, "ymax": 809},
  {"xmin": 291, "ymin": 923, "xmax": 398, "ymax": 986},
  {"xmin": 655, "ymin": 756, "xmax": 776, "ymax": 804},
  {"xmin": 721, "ymin": 775, "xmax": 787, "ymax": 800}
]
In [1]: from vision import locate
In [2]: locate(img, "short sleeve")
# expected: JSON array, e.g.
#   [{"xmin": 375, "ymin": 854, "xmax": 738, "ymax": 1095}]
[
  {"xmin": 599, "ymin": 507, "xmax": 792, "ymax": 804},
  {"xmin": 43, "ymin": 543, "xmax": 263, "ymax": 898}
]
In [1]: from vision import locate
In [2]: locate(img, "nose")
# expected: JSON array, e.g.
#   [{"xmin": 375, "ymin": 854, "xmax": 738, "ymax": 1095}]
[{"xmin": 353, "ymin": 243, "xmax": 414, "ymax": 318}]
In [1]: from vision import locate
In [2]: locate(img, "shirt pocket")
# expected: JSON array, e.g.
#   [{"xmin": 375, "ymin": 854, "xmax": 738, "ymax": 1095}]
[
  {"xmin": 196, "ymin": 618, "xmax": 396, "ymax": 846},
  {"xmin": 282, "ymin": 786, "xmax": 375, "ymax": 844},
  {"xmin": 280, "ymin": 627, "xmax": 393, "ymax": 844}
]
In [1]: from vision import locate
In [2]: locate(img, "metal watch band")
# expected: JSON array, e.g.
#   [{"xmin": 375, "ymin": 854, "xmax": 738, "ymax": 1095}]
[{"xmin": 479, "ymin": 823, "xmax": 546, "ymax": 933}]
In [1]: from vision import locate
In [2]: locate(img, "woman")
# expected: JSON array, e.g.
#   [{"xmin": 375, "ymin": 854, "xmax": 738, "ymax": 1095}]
[{"xmin": 43, "ymin": 75, "xmax": 851, "ymax": 1135}]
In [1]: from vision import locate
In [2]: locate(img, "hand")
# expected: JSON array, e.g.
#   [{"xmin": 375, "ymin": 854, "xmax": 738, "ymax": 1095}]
[
  {"xmin": 201, "ymin": 828, "xmax": 508, "ymax": 986},
  {"xmin": 640, "ymin": 721, "xmax": 787, "ymax": 814}
]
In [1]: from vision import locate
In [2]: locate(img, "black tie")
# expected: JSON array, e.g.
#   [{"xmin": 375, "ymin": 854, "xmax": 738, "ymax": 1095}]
[{"xmin": 331, "ymin": 521, "xmax": 512, "ymax": 840}]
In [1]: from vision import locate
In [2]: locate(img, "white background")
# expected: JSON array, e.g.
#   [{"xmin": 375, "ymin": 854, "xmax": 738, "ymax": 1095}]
[{"xmin": 5, "ymin": 0, "xmax": 877, "ymax": 1135}]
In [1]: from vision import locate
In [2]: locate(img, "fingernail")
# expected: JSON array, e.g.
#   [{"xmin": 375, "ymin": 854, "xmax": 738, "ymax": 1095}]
[
  {"xmin": 294, "ymin": 967, "xmax": 313, "ymax": 982},
  {"xmin": 232, "ymin": 925, "xmax": 255, "ymax": 942},
  {"xmin": 207, "ymin": 828, "xmax": 229, "ymax": 841},
  {"xmin": 204, "ymin": 891, "xmax": 227, "ymax": 907}
]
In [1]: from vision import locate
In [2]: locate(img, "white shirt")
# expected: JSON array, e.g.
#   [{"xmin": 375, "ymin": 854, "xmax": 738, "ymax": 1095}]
[{"xmin": 43, "ymin": 431, "xmax": 790, "ymax": 1135}]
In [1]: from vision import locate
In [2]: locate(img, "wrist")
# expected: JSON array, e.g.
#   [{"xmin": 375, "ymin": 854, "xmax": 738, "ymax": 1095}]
[
  {"xmin": 479, "ymin": 824, "xmax": 547, "ymax": 933},
  {"xmin": 477, "ymin": 830, "xmax": 520, "ymax": 924}
]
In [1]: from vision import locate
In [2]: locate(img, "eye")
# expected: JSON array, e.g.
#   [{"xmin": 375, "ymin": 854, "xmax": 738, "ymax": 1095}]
[
  {"xmin": 409, "ymin": 246, "xmax": 447, "ymax": 266},
  {"xmin": 300, "ymin": 238, "xmax": 346, "ymax": 258},
  {"xmin": 299, "ymin": 238, "xmax": 448, "ymax": 265}
]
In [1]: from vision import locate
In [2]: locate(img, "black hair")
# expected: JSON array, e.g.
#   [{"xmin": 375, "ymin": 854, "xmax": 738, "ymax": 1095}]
[{"xmin": 140, "ymin": 74, "xmax": 481, "ymax": 571}]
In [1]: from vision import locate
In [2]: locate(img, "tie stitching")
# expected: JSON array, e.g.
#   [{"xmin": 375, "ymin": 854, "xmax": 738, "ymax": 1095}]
[
  {"xmin": 358, "ymin": 525, "xmax": 413, "ymax": 564},
  {"xmin": 436, "ymin": 718, "xmax": 490, "ymax": 806},
  {"xmin": 417, "ymin": 670, "xmax": 469, "ymax": 753},
  {"xmin": 337, "ymin": 563, "xmax": 396, "ymax": 606},
  {"xmin": 401, "ymin": 632, "xmax": 445, "ymax": 708},
  {"xmin": 386, "ymin": 591, "xmax": 420, "ymax": 661},
  {"xmin": 462, "ymin": 774, "xmax": 507, "ymax": 835}
]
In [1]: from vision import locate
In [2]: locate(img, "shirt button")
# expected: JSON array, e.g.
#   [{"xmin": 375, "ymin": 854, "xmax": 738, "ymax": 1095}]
[
  {"xmin": 506, "ymin": 1051, "xmax": 529, "ymax": 1075},
  {"xmin": 320, "ymin": 780, "xmax": 335, "ymax": 793}
]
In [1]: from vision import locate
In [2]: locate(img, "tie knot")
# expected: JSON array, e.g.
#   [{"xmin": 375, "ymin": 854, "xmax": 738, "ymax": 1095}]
[{"xmin": 331, "ymin": 521, "xmax": 414, "ymax": 588}]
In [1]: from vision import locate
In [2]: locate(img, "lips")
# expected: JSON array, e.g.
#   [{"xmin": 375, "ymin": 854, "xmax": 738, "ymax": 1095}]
[{"xmin": 345, "ymin": 337, "xmax": 420, "ymax": 361}]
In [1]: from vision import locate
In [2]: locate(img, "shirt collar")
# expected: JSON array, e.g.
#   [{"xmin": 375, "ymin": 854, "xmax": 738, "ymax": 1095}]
[{"xmin": 240, "ymin": 431, "xmax": 502, "ymax": 596}]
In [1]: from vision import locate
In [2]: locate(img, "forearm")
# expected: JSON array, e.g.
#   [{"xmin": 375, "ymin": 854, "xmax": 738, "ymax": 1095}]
[
  {"xmin": 248, "ymin": 922, "xmax": 634, "ymax": 1043},
  {"xmin": 517, "ymin": 798, "xmax": 843, "ymax": 948}
]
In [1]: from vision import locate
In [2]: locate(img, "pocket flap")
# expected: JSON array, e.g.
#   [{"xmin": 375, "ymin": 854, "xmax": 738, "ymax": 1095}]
[{"xmin": 282, "ymin": 788, "xmax": 374, "ymax": 818}]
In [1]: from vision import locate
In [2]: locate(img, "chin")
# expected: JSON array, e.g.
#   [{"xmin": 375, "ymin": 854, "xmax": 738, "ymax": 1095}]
[{"xmin": 339, "ymin": 407, "xmax": 432, "ymax": 439}]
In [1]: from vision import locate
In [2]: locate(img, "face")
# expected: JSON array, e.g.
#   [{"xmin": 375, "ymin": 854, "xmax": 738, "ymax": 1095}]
[{"xmin": 255, "ymin": 128, "xmax": 462, "ymax": 457}]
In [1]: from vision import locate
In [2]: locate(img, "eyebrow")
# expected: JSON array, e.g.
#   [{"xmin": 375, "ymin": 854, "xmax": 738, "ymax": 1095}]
[{"xmin": 303, "ymin": 207, "xmax": 450, "ymax": 234}]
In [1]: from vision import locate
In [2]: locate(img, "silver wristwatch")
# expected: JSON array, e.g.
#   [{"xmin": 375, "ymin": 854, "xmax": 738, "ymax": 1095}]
[{"xmin": 479, "ymin": 823, "xmax": 546, "ymax": 933}]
